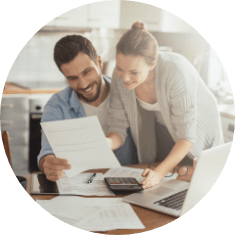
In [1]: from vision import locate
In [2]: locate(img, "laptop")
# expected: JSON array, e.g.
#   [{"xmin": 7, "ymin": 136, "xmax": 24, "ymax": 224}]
[{"xmin": 122, "ymin": 142, "xmax": 232, "ymax": 217}]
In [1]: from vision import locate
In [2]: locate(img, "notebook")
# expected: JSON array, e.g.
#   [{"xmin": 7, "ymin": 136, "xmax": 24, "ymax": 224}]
[{"xmin": 122, "ymin": 142, "xmax": 232, "ymax": 217}]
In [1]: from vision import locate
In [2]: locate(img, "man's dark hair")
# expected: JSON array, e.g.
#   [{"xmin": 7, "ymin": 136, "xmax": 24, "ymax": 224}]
[{"xmin": 54, "ymin": 35, "xmax": 98, "ymax": 71}]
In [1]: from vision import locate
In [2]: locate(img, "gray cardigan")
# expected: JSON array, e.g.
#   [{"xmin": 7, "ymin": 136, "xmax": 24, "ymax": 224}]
[{"xmin": 108, "ymin": 52, "xmax": 223, "ymax": 163}]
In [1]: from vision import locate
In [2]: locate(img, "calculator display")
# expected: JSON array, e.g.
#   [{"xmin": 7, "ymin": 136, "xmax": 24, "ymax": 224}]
[{"xmin": 104, "ymin": 177, "xmax": 143, "ymax": 192}]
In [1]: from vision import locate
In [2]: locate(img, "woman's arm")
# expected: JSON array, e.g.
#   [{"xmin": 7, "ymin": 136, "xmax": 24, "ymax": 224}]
[
  {"xmin": 107, "ymin": 69, "xmax": 130, "ymax": 148},
  {"xmin": 153, "ymin": 139, "xmax": 194, "ymax": 177},
  {"xmin": 142, "ymin": 55, "xmax": 198, "ymax": 188},
  {"xmin": 142, "ymin": 139, "xmax": 193, "ymax": 189}
]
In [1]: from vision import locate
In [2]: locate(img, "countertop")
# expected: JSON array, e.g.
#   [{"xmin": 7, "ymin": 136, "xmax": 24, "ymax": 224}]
[
  {"xmin": 3, "ymin": 82, "xmax": 66, "ymax": 95},
  {"xmin": 218, "ymin": 104, "xmax": 235, "ymax": 119}
]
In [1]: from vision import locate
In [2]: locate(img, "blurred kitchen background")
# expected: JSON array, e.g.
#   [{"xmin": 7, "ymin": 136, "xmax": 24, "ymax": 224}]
[{"xmin": 1, "ymin": 1, "xmax": 234, "ymax": 176}]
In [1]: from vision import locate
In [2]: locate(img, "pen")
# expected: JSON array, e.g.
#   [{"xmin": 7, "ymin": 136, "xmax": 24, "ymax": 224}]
[{"xmin": 87, "ymin": 173, "xmax": 96, "ymax": 184}]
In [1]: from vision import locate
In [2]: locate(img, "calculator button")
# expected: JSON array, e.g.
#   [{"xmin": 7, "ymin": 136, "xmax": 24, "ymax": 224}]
[{"xmin": 108, "ymin": 179, "xmax": 115, "ymax": 184}]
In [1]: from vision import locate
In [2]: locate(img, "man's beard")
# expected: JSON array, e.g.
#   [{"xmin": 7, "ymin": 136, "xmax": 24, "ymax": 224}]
[{"xmin": 76, "ymin": 76, "xmax": 102, "ymax": 103}]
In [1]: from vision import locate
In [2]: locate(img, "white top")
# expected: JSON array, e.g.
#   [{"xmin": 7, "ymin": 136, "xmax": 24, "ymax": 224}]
[
  {"xmin": 79, "ymin": 93, "xmax": 110, "ymax": 135},
  {"xmin": 136, "ymin": 96, "xmax": 160, "ymax": 111},
  {"xmin": 136, "ymin": 96, "xmax": 166, "ymax": 126}
]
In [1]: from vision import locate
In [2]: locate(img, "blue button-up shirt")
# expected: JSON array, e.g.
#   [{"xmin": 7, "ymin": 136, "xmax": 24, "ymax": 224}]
[{"xmin": 37, "ymin": 75, "xmax": 137, "ymax": 168}]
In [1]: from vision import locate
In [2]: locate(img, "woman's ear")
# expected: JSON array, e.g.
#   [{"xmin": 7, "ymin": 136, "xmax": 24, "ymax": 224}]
[{"xmin": 150, "ymin": 60, "xmax": 157, "ymax": 70}]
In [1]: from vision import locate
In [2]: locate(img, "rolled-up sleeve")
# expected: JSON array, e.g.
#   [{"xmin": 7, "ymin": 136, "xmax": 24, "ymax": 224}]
[
  {"xmin": 108, "ymin": 70, "xmax": 130, "ymax": 143},
  {"xmin": 169, "ymin": 68, "xmax": 197, "ymax": 144}
]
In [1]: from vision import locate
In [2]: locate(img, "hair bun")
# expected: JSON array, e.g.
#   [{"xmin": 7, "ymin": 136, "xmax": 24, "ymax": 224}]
[{"xmin": 131, "ymin": 21, "xmax": 147, "ymax": 32}]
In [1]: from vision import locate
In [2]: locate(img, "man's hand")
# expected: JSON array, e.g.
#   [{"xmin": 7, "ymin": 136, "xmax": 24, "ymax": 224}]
[
  {"xmin": 39, "ymin": 155, "xmax": 71, "ymax": 182},
  {"xmin": 141, "ymin": 168, "xmax": 163, "ymax": 189}
]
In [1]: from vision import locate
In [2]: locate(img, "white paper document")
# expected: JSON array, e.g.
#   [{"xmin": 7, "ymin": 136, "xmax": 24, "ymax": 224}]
[
  {"xmin": 37, "ymin": 197, "xmax": 145, "ymax": 232},
  {"xmin": 77, "ymin": 198, "xmax": 145, "ymax": 231},
  {"xmin": 104, "ymin": 166, "xmax": 178, "ymax": 184},
  {"xmin": 41, "ymin": 116, "xmax": 121, "ymax": 178},
  {"xmin": 57, "ymin": 173, "xmax": 115, "ymax": 196},
  {"xmin": 37, "ymin": 196, "xmax": 102, "ymax": 227}
]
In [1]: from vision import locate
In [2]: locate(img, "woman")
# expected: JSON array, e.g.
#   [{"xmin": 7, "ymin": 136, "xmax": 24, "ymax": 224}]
[{"xmin": 106, "ymin": 22, "xmax": 223, "ymax": 189}]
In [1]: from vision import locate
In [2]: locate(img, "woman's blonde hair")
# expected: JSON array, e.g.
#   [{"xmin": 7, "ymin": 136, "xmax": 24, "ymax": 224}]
[{"xmin": 116, "ymin": 21, "xmax": 158, "ymax": 66}]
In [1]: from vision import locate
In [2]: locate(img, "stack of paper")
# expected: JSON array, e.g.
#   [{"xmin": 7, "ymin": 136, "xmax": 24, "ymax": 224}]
[{"xmin": 37, "ymin": 197, "xmax": 145, "ymax": 232}]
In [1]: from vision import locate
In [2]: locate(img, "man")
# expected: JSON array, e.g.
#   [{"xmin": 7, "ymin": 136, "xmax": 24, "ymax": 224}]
[{"xmin": 37, "ymin": 35, "xmax": 137, "ymax": 181}]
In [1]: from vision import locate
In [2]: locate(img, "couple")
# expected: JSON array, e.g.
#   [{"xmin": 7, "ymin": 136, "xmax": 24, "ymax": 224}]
[{"xmin": 38, "ymin": 21, "xmax": 223, "ymax": 189}]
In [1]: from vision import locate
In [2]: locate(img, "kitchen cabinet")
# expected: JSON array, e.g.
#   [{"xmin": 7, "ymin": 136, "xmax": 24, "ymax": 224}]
[
  {"xmin": 120, "ymin": 1, "xmax": 162, "ymax": 31},
  {"xmin": 43, "ymin": 2, "xmax": 193, "ymax": 32},
  {"xmin": 44, "ymin": 2, "xmax": 120, "ymax": 30},
  {"xmin": 1, "ymin": 96, "xmax": 29, "ymax": 175},
  {"xmin": 49, "ymin": 5, "xmax": 88, "ymax": 28},
  {"xmin": 219, "ymin": 104, "xmax": 235, "ymax": 143},
  {"xmin": 221, "ymin": 116, "xmax": 234, "ymax": 143},
  {"xmin": 1, "ymin": 93, "xmax": 54, "ymax": 175},
  {"xmin": 87, "ymin": 1, "xmax": 120, "ymax": 29},
  {"xmin": 120, "ymin": 2, "xmax": 194, "ymax": 32}
]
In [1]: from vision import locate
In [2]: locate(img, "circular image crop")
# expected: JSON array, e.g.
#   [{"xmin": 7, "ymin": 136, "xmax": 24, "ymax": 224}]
[{"xmin": 1, "ymin": 1, "xmax": 234, "ymax": 235}]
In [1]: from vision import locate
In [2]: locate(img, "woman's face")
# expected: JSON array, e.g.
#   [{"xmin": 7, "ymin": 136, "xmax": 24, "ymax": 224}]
[{"xmin": 115, "ymin": 53, "xmax": 154, "ymax": 90}]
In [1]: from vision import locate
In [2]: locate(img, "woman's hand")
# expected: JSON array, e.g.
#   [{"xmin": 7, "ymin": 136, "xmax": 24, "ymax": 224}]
[{"xmin": 141, "ymin": 168, "xmax": 164, "ymax": 189}]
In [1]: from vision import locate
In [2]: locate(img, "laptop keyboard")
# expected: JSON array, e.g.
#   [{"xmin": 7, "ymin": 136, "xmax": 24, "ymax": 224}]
[{"xmin": 153, "ymin": 189, "xmax": 188, "ymax": 211}]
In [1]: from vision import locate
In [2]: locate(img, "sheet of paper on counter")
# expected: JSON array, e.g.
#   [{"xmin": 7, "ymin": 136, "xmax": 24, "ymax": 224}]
[
  {"xmin": 104, "ymin": 166, "xmax": 178, "ymax": 184},
  {"xmin": 37, "ymin": 197, "xmax": 145, "ymax": 232},
  {"xmin": 57, "ymin": 173, "xmax": 115, "ymax": 196},
  {"xmin": 41, "ymin": 116, "xmax": 121, "ymax": 178},
  {"xmin": 36, "ymin": 196, "xmax": 102, "ymax": 227},
  {"xmin": 76, "ymin": 198, "xmax": 145, "ymax": 231}
]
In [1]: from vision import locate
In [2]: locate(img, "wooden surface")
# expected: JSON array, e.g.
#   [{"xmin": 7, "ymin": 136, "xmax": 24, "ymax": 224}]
[
  {"xmin": 1, "ymin": 131, "xmax": 12, "ymax": 167},
  {"xmin": 3, "ymin": 82, "xmax": 62, "ymax": 94},
  {"xmin": 24, "ymin": 164, "xmax": 194, "ymax": 234}
]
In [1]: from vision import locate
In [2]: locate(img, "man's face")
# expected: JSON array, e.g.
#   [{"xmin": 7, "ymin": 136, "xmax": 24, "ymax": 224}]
[{"xmin": 61, "ymin": 53, "xmax": 103, "ymax": 103}]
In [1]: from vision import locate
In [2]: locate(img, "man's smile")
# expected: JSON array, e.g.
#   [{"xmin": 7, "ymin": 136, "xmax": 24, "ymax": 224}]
[
  {"xmin": 84, "ymin": 86, "xmax": 92, "ymax": 92},
  {"xmin": 79, "ymin": 82, "xmax": 96, "ymax": 94}
]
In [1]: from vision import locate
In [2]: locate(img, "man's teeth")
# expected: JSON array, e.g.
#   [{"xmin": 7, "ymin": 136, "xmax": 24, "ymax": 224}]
[{"xmin": 85, "ymin": 86, "xmax": 92, "ymax": 92}]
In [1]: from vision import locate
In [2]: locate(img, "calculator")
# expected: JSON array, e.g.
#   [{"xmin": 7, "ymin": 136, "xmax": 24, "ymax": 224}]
[{"xmin": 104, "ymin": 177, "xmax": 143, "ymax": 192}]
